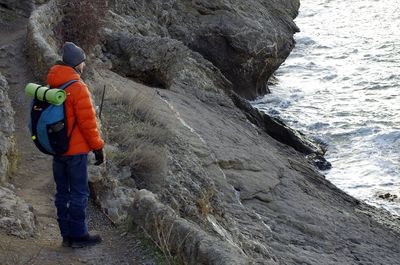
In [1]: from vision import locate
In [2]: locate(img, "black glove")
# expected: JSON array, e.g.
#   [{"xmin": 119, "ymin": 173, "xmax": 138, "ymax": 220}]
[{"xmin": 93, "ymin": 149, "xmax": 104, "ymax": 166}]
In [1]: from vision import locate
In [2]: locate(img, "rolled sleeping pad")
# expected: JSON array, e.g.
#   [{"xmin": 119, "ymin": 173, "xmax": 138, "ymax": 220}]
[{"xmin": 25, "ymin": 83, "xmax": 67, "ymax": 105}]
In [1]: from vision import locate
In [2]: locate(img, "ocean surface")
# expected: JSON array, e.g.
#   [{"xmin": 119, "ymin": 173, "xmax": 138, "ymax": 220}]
[{"xmin": 253, "ymin": 0, "xmax": 400, "ymax": 214}]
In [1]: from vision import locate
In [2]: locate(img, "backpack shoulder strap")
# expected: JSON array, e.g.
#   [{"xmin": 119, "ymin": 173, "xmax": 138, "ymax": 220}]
[
  {"xmin": 59, "ymin": 79, "xmax": 79, "ymax": 140},
  {"xmin": 59, "ymin": 80, "xmax": 79, "ymax": 90},
  {"xmin": 43, "ymin": 80, "xmax": 79, "ymax": 103}
]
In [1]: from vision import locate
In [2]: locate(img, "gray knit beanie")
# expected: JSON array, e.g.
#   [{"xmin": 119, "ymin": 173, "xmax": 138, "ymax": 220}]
[{"xmin": 62, "ymin": 42, "xmax": 86, "ymax": 67}]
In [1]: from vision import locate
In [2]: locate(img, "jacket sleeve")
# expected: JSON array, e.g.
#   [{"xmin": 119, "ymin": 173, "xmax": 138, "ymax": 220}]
[{"xmin": 73, "ymin": 83, "xmax": 104, "ymax": 150}]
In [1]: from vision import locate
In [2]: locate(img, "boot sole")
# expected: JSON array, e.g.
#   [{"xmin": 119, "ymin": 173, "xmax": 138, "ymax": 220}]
[
  {"xmin": 71, "ymin": 240, "xmax": 102, "ymax": 248},
  {"xmin": 62, "ymin": 242, "xmax": 71, "ymax": 247}
]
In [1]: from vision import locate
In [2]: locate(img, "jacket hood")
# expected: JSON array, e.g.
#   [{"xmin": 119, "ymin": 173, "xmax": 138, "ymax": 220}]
[{"xmin": 47, "ymin": 63, "xmax": 81, "ymax": 88}]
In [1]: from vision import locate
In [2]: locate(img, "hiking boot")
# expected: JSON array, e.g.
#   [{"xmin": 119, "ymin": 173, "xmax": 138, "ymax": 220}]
[
  {"xmin": 62, "ymin": 236, "xmax": 71, "ymax": 247},
  {"xmin": 71, "ymin": 234, "xmax": 102, "ymax": 248}
]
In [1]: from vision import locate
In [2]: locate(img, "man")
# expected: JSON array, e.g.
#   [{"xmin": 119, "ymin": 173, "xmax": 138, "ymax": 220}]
[{"xmin": 47, "ymin": 42, "xmax": 105, "ymax": 248}]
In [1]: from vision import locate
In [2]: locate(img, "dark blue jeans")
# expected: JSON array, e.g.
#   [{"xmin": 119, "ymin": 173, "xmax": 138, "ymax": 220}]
[{"xmin": 52, "ymin": 154, "xmax": 89, "ymax": 238}]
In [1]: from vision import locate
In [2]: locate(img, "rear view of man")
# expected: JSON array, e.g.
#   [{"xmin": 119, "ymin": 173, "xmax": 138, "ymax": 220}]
[{"xmin": 47, "ymin": 42, "xmax": 105, "ymax": 248}]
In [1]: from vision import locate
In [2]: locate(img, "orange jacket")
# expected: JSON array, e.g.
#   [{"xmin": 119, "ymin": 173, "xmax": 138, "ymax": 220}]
[{"xmin": 47, "ymin": 63, "xmax": 104, "ymax": 156}]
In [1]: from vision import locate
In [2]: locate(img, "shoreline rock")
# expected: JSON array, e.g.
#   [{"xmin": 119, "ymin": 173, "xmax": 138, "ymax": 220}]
[{"xmin": 231, "ymin": 91, "xmax": 332, "ymax": 170}]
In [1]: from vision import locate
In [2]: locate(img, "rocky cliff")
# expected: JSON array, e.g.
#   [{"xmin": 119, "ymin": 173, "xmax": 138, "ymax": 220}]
[
  {"xmin": 25, "ymin": 0, "xmax": 400, "ymax": 264},
  {"xmin": 108, "ymin": 0, "xmax": 300, "ymax": 100}
]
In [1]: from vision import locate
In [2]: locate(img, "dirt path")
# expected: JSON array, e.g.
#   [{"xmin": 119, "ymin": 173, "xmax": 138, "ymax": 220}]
[{"xmin": 0, "ymin": 10, "xmax": 159, "ymax": 265}]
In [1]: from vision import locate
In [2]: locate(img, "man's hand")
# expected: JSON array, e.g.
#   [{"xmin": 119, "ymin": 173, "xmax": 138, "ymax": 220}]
[{"xmin": 93, "ymin": 149, "xmax": 104, "ymax": 166}]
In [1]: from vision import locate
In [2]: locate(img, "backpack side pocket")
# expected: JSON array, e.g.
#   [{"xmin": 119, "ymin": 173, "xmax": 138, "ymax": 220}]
[{"xmin": 47, "ymin": 120, "xmax": 69, "ymax": 154}]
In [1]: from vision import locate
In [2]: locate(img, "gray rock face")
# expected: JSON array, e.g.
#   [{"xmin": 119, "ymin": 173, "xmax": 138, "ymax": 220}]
[
  {"xmin": 104, "ymin": 31, "xmax": 231, "ymax": 93},
  {"xmin": 102, "ymin": 29, "xmax": 400, "ymax": 263},
  {"xmin": 0, "ymin": 186, "xmax": 36, "ymax": 238},
  {"xmin": 108, "ymin": 0, "xmax": 300, "ymax": 99},
  {"xmin": 0, "ymin": 73, "xmax": 15, "ymax": 184},
  {"xmin": 104, "ymin": 29, "xmax": 330, "ymax": 172}
]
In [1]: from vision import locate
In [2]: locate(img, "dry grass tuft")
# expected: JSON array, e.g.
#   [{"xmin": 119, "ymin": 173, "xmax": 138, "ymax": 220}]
[
  {"xmin": 111, "ymin": 90, "xmax": 166, "ymax": 128},
  {"xmin": 196, "ymin": 185, "xmax": 216, "ymax": 215},
  {"xmin": 104, "ymin": 88, "xmax": 171, "ymax": 188},
  {"xmin": 135, "ymin": 217, "xmax": 189, "ymax": 265}
]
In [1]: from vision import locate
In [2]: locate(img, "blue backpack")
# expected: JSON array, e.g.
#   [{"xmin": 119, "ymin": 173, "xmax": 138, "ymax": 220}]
[{"xmin": 29, "ymin": 80, "xmax": 78, "ymax": 155}]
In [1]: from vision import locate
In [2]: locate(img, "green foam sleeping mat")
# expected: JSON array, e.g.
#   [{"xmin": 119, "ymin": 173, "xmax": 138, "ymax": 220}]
[{"xmin": 25, "ymin": 83, "xmax": 67, "ymax": 105}]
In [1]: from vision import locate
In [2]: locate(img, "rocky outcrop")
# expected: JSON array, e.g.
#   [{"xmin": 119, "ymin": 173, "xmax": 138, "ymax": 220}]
[
  {"xmin": 0, "ymin": 72, "xmax": 16, "ymax": 184},
  {"xmin": 104, "ymin": 31, "xmax": 231, "ymax": 92},
  {"xmin": 100, "ymin": 30, "xmax": 400, "ymax": 264},
  {"xmin": 27, "ymin": 1, "xmax": 400, "ymax": 264},
  {"xmin": 26, "ymin": 0, "xmax": 60, "ymax": 81},
  {"xmin": 108, "ymin": 0, "xmax": 300, "ymax": 99},
  {"xmin": 0, "ymin": 185, "xmax": 36, "ymax": 238},
  {"xmin": 133, "ymin": 190, "xmax": 249, "ymax": 265},
  {"xmin": 88, "ymin": 155, "xmax": 137, "ymax": 225},
  {"xmin": 104, "ymin": 28, "xmax": 330, "ymax": 170}
]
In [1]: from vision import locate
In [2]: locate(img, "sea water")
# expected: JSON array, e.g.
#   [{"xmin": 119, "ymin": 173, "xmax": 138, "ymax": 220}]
[{"xmin": 253, "ymin": 0, "xmax": 400, "ymax": 214}]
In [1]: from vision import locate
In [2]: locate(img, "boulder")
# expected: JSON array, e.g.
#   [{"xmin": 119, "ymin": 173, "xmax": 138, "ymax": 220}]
[{"xmin": 0, "ymin": 186, "xmax": 36, "ymax": 238}]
